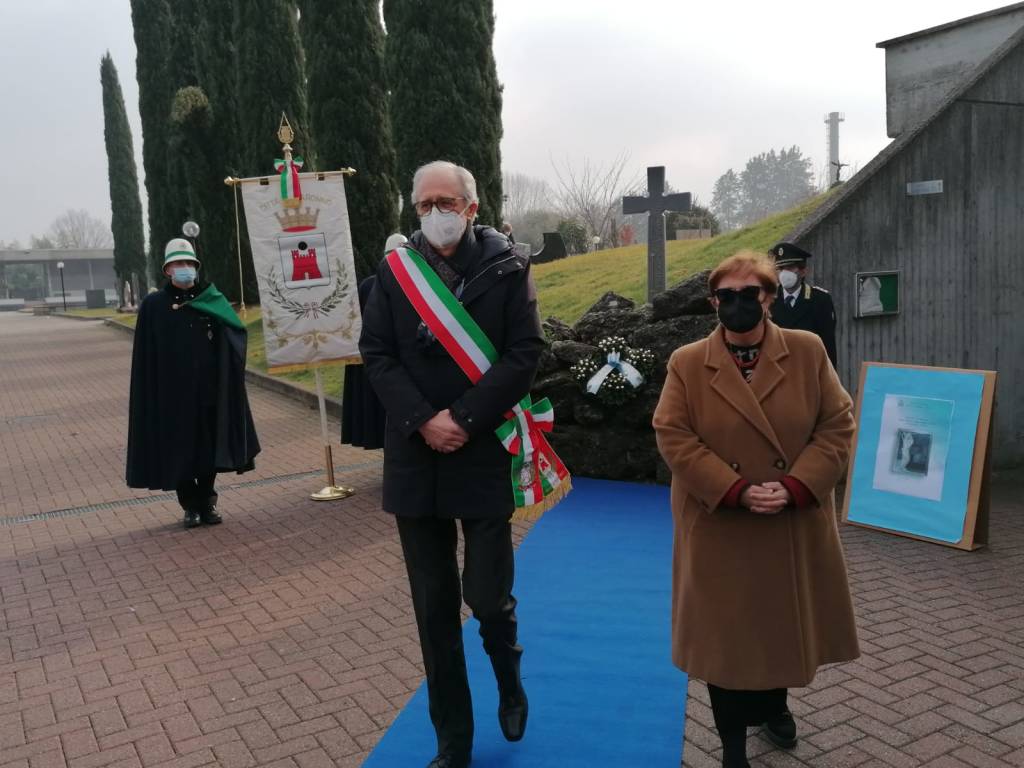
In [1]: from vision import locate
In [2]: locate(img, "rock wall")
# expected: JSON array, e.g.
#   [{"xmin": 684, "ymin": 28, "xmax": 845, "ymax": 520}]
[{"xmin": 531, "ymin": 270, "xmax": 717, "ymax": 483}]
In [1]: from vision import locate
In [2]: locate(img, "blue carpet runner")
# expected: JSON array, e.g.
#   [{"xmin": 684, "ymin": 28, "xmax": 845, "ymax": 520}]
[{"xmin": 364, "ymin": 478, "xmax": 686, "ymax": 767}]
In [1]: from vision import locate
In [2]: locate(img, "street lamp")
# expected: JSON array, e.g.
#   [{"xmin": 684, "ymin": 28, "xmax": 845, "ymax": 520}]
[{"xmin": 56, "ymin": 261, "xmax": 66, "ymax": 312}]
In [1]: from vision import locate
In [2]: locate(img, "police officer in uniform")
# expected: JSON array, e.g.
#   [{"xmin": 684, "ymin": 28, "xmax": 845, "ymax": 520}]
[{"xmin": 769, "ymin": 242, "xmax": 837, "ymax": 368}]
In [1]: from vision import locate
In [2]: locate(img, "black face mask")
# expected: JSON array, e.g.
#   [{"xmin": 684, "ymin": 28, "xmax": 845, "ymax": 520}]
[{"xmin": 716, "ymin": 292, "xmax": 764, "ymax": 333}]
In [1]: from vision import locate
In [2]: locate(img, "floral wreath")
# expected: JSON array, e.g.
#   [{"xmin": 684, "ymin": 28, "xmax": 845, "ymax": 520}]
[{"xmin": 570, "ymin": 336, "xmax": 656, "ymax": 406}]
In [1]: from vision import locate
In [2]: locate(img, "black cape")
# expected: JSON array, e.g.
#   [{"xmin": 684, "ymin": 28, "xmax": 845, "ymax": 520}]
[
  {"xmin": 126, "ymin": 281, "xmax": 261, "ymax": 490},
  {"xmin": 341, "ymin": 276, "xmax": 387, "ymax": 449}
]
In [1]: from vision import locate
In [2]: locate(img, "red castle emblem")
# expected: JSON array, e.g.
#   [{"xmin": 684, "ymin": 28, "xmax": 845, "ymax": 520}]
[{"xmin": 291, "ymin": 245, "xmax": 323, "ymax": 282}]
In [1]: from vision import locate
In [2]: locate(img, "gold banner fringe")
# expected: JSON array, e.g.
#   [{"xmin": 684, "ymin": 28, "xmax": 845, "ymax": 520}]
[
  {"xmin": 266, "ymin": 355, "xmax": 362, "ymax": 375},
  {"xmin": 511, "ymin": 479, "xmax": 573, "ymax": 522}
]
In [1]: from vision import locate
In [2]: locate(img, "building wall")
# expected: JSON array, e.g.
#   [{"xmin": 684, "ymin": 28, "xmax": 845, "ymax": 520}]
[
  {"xmin": 882, "ymin": 6, "xmax": 1024, "ymax": 137},
  {"xmin": 799, "ymin": 44, "xmax": 1024, "ymax": 466}
]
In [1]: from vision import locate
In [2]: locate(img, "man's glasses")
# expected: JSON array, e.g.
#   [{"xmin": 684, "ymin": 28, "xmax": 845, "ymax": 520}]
[
  {"xmin": 413, "ymin": 196, "xmax": 466, "ymax": 216},
  {"xmin": 712, "ymin": 285, "xmax": 763, "ymax": 303}
]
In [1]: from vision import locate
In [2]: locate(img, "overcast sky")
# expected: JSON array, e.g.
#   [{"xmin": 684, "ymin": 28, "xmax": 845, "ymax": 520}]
[{"xmin": 0, "ymin": 0, "xmax": 1004, "ymax": 245}]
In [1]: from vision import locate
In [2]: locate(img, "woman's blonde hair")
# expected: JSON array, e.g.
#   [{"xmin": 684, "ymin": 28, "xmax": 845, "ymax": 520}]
[{"xmin": 708, "ymin": 250, "xmax": 779, "ymax": 294}]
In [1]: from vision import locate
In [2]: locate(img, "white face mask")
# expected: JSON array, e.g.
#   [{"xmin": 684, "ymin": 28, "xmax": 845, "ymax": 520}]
[
  {"xmin": 778, "ymin": 269, "xmax": 800, "ymax": 291},
  {"xmin": 420, "ymin": 206, "xmax": 469, "ymax": 249}
]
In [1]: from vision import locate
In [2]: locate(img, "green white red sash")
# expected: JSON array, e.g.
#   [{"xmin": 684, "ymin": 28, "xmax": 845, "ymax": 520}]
[{"xmin": 386, "ymin": 245, "xmax": 571, "ymax": 519}]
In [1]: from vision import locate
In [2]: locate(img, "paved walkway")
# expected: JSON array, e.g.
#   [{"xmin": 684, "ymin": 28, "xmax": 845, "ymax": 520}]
[{"xmin": 0, "ymin": 313, "xmax": 1022, "ymax": 767}]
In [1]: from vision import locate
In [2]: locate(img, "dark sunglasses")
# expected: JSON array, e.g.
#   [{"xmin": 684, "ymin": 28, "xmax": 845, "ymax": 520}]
[{"xmin": 712, "ymin": 285, "xmax": 763, "ymax": 303}]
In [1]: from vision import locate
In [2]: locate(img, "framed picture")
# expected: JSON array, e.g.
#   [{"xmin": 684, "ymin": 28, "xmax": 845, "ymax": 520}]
[
  {"xmin": 841, "ymin": 363, "xmax": 997, "ymax": 551},
  {"xmin": 854, "ymin": 270, "xmax": 900, "ymax": 318}
]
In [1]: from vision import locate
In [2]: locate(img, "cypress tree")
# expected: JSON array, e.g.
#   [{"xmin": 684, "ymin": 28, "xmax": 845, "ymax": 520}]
[
  {"xmin": 384, "ymin": 0, "xmax": 504, "ymax": 233},
  {"xmin": 100, "ymin": 53, "xmax": 147, "ymax": 302},
  {"xmin": 299, "ymin": 0, "xmax": 399, "ymax": 280},
  {"xmin": 129, "ymin": 0, "xmax": 177, "ymax": 281},
  {"xmin": 235, "ymin": 0, "xmax": 312, "ymax": 177},
  {"xmin": 167, "ymin": 86, "xmax": 237, "ymax": 295},
  {"xmin": 170, "ymin": 0, "xmax": 254, "ymax": 302}
]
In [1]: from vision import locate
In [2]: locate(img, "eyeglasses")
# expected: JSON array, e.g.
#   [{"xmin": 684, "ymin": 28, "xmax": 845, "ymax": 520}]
[
  {"xmin": 712, "ymin": 285, "xmax": 763, "ymax": 302},
  {"xmin": 413, "ymin": 196, "xmax": 466, "ymax": 216}
]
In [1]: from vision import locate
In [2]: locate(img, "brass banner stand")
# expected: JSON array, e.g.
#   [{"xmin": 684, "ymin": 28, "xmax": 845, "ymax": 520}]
[{"xmin": 311, "ymin": 366, "xmax": 354, "ymax": 501}]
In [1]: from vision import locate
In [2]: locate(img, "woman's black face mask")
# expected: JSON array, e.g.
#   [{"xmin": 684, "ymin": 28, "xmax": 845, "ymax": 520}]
[{"xmin": 713, "ymin": 286, "xmax": 764, "ymax": 334}]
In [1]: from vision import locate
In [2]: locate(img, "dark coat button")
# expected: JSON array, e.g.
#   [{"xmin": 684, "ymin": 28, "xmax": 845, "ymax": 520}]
[{"xmin": 774, "ymin": 459, "xmax": 786, "ymax": 470}]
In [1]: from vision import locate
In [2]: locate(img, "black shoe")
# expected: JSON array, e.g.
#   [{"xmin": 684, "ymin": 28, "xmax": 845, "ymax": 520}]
[
  {"xmin": 498, "ymin": 689, "xmax": 528, "ymax": 742},
  {"xmin": 426, "ymin": 753, "xmax": 470, "ymax": 768},
  {"xmin": 763, "ymin": 709, "xmax": 797, "ymax": 749},
  {"xmin": 200, "ymin": 506, "xmax": 222, "ymax": 525},
  {"xmin": 183, "ymin": 510, "xmax": 202, "ymax": 529}
]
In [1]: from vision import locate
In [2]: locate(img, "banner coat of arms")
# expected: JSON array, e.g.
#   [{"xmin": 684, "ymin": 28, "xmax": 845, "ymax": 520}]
[{"xmin": 241, "ymin": 173, "xmax": 361, "ymax": 373}]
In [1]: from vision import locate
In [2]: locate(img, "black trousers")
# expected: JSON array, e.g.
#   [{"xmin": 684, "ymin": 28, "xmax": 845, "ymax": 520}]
[
  {"xmin": 707, "ymin": 684, "xmax": 787, "ymax": 763},
  {"xmin": 175, "ymin": 473, "xmax": 218, "ymax": 514},
  {"xmin": 396, "ymin": 515, "xmax": 520, "ymax": 757}
]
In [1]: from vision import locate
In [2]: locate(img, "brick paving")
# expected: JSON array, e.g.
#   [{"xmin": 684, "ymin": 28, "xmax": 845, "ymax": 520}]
[
  {"xmin": 1, "ymin": 312, "xmax": 1022, "ymax": 767},
  {"xmin": 683, "ymin": 476, "xmax": 1024, "ymax": 767}
]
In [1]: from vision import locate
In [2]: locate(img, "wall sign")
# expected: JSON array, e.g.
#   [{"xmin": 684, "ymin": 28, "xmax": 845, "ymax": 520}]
[{"xmin": 906, "ymin": 180, "xmax": 943, "ymax": 195}]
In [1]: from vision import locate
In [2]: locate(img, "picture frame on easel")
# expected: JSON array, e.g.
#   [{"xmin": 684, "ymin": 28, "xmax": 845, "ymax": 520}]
[{"xmin": 841, "ymin": 362, "xmax": 997, "ymax": 551}]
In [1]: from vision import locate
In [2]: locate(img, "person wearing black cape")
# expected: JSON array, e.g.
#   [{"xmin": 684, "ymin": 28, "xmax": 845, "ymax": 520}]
[
  {"xmin": 126, "ymin": 238, "xmax": 260, "ymax": 529},
  {"xmin": 340, "ymin": 234, "xmax": 406, "ymax": 450}
]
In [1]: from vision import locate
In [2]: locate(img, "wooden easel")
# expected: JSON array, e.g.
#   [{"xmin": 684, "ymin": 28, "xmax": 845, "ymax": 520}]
[{"xmin": 841, "ymin": 362, "xmax": 997, "ymax": 551}]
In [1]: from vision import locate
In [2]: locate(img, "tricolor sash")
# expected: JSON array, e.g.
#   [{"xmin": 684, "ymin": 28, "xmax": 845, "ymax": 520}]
[
  {"xmin": 273, "ymin": 156, "xmax": 304, "ymax": 203},
  {"xmin": 386, "ymin": 245, "xmax": 571, "ymax": 519}
]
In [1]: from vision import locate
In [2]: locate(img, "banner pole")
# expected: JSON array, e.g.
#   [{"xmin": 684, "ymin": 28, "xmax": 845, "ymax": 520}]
[
  {"xmin": 311, "ymin": 366, "xmax": 354, "ymax": 502},
  {"xmin": 232, "ymin": 183, "xmax": 246, "ymax": 318}
]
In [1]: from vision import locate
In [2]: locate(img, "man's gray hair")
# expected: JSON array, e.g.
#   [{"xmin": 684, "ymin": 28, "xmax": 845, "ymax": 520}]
[{"xmin": 411, "ymin": 160, "xmax": 478, "ymax": 205}]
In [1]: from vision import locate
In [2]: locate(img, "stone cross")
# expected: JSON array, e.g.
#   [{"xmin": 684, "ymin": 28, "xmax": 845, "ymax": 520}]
[{"xmin": 622, "ymin": 166, "xmax": 691, "ymax": 301}]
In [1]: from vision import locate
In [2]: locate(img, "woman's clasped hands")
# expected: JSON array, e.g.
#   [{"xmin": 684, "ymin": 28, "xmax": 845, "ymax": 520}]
[{"xmin": 740, "ymin": 481, "xmax": 792, "ymax": 514}]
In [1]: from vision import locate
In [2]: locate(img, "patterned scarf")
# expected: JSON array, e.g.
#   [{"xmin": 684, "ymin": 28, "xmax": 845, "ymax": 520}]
[{"xmin": 727, "ymin": 342, "xmax": 762, "ymax": 384}]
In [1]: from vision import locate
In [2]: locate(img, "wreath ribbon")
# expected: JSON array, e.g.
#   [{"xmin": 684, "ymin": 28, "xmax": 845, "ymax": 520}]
[{"xmin": 586, "ymin": 351, "xmax": 645, "ymax": 395}]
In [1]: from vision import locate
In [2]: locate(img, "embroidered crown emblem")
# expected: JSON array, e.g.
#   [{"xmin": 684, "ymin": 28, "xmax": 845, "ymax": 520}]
[{"xmin": 276, "ymin": 206, "xmax": 319, "ymax": 232}]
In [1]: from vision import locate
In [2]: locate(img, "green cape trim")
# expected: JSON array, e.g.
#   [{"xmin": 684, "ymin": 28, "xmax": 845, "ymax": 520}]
[{"xmin": 188, "ymin": 283, "xmax": 244, "ymax": 331}]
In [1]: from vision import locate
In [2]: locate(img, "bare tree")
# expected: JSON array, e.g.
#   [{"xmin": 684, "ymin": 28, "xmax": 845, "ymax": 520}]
[
  {"xmin": 551, "ymin": 153, "xmax": 640, "ymax": 249},
  {"xmin": 48, "ymin": 209, "xmax": 114, "ymax": 249},
  {"xmin": 501, "ymin": 172, "xmax": 554, "ymax": 225}
]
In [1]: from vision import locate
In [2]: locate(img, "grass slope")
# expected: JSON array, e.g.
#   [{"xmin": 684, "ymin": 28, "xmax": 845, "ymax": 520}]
[{"xmin": 532, "ymin": 193, "xmax": 830, "ymax": 324}]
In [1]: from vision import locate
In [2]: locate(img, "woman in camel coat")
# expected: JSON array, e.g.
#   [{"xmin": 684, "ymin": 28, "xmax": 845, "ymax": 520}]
[{"xmin": 653, "ymin": 251, "xmax": 858, "ymax": 768}]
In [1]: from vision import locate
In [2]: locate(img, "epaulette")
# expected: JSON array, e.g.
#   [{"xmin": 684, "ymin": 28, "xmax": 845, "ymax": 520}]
[{"xmin": 810, "ymin": 284, "xmax": 830, "ymax": 295}]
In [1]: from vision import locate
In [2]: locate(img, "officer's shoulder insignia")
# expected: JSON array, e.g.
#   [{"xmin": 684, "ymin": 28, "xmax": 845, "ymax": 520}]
[{"xmin": 811, "ymin": 284, "xmax": 830, "ymax": 295}]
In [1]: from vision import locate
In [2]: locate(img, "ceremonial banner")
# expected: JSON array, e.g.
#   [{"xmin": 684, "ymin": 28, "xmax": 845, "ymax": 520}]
[{"xmin": 241, "ymin": 172, "xmax": 361, "ymax": 373}]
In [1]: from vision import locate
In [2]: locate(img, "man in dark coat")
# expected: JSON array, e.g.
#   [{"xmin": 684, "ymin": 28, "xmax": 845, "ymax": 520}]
[
  {"xmin": 359, "ymin": 161, "xmax": 544, "ymax": 768},
  {"xmin": 340, "ymin": 234, "xmax": 407, "ymax": 450},
  {"xmin": 770, "ymin": 242, "xmax": 838, "ymax": 368},
  {"xmin": 126, "ymin": 238, "xmax": 260, "ymax": 529}
]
